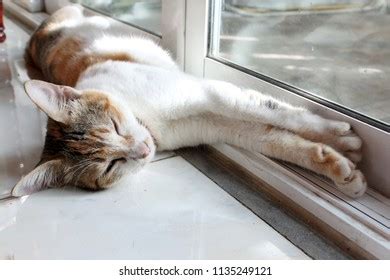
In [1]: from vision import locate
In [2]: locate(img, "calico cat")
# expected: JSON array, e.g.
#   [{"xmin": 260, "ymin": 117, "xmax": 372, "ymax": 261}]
[{"xmin": 13, "ymin": 5, "xmax": 366, "ymax": 198}]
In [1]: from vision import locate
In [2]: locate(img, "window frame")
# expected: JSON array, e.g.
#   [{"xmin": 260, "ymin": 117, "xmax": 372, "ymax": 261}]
[
  {"xmin": 204, "ymin": 60, "xmax": 390, "ymax": 259},
  {"xmin": 185, "ymin": 0, "xmax": 390, "ymax": 258},
  {"xmin": 186, "ymin": 0, "xmax": 390, "ymax": 197}
]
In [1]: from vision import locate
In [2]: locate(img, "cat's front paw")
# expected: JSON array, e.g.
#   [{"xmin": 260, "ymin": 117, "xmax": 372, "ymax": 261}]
[
  {"xmin": 330, "ymin": 155, "xmax": 367, "ymax": 198},
  {"xmin": 335, "ymin": 170, "xmax": 367, "ymax": 198},
  {"xmin": 312, "ymin": 145, "xmax": 367, "ymax": 198}
]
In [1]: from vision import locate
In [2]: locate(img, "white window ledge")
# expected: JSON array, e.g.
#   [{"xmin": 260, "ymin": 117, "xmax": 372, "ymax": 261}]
[{"xmin": 213, "ymin": 144, "xmax": 390, "ymax": 259}]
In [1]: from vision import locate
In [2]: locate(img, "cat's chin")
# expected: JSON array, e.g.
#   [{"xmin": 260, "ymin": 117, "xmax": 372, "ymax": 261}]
[
  {"xmin": 128, "ymin": 155, "xmax": 154, "ymax": 172},
  {"xmin": 114, "ymin": 153, "xmax": 154, "ymax": 180}
]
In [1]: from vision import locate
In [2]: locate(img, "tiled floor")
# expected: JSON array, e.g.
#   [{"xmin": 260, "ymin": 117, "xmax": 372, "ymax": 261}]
[{"xmin": 0, "ymin": 17, "xmax": 309, "ymax": 259}]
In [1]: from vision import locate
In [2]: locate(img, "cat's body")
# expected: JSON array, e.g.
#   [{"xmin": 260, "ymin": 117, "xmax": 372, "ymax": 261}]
[{"xmin": 13, "ymin": 5, "xmax": 367, "ymax": 197}]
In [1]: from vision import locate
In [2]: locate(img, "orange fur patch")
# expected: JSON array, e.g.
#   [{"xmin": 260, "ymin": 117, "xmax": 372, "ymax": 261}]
[{"xmin": 46, "ymin": 38, "xmax": 133, "ymax": 86}]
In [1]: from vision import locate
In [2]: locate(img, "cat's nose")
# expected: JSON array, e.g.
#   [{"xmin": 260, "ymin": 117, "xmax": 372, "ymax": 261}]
[{"xmin": 132, "ymin": 142, "xmax": 150, "ymax": 159}]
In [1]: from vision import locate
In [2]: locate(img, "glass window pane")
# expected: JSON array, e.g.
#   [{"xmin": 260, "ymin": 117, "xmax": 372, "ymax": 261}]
[
  {"xmin": 72, "ymin": 0, "xmax": 161, "ymax": 36},
  {"xmin": 210, "ymin": 0, "xmax": 390, "ymax": 128}
]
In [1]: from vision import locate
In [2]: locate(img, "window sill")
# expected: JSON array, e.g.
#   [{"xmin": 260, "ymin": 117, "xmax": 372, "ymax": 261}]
[{"xmin": 212, "ymin": 144, "xmax": 389, "ymax": 259}]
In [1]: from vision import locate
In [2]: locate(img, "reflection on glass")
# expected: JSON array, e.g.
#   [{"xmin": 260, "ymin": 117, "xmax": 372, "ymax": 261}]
[
  {"xmin": 72, "ymin": 0, "xmax": 161, "ymax": 35},
  {"xmin": 211, "ymin": 0, "xmax": 390, "ymax": 126}
]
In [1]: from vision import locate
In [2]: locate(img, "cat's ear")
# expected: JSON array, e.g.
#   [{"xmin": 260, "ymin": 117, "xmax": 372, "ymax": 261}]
[
  {"xmin": 12, "ymin": 160, "xmax": 63, "ymax": 197},
  {"xmin": 24, "ymin": 80, "xmax": 81, "ymax": 123}
]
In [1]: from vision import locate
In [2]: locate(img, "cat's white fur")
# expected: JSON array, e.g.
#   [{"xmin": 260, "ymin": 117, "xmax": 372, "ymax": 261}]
[
  {"xmin": 77, "ymin": 47, "xmax": 366, "ymax": 197},
  {"xmin": 16, "ymin": 5, "xmax": 367, "ymax": 198}
]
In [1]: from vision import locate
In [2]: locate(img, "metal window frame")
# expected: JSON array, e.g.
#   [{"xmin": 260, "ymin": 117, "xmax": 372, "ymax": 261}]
[
  {"xmin": 186, "ymin": 0, "xmax": 390, "ymax": 197},
  {"xmin": 185, "ymin": 0, "xmax": 389, "ymax": 259}
]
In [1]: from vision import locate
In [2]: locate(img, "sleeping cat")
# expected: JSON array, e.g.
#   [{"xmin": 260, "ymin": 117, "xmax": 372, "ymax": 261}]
[{"xmin": 12, "ymin": 5, "xmax": 366, "ymax": 198}]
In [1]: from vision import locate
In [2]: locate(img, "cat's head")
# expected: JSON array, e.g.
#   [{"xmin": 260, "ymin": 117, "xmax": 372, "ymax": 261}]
[{"xmin": 12, "ymin": 80, "xmax": 156, "ymax": 197}]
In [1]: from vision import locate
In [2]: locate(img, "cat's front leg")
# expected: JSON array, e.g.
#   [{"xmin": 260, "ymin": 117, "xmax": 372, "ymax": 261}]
[
  {"xmin": 250, "ymin": 126, "xmax": 367, "ymax": 198},
  {"xmin": 158, "ymin": 115, "xmax": 366, "ymax": 198},
  {"xmin": 202, "ymin": 80, "xmax": 362, "ymax": 163}
]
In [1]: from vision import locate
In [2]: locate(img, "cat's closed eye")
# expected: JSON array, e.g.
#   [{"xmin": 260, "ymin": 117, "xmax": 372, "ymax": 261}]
[
  {"xmin": 105, "ymin": 157, "xmax": 126, "ymax": 175},
  {"xmin": 111, "ymin": 118, "xmax": 120, "ymax": 135}
]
